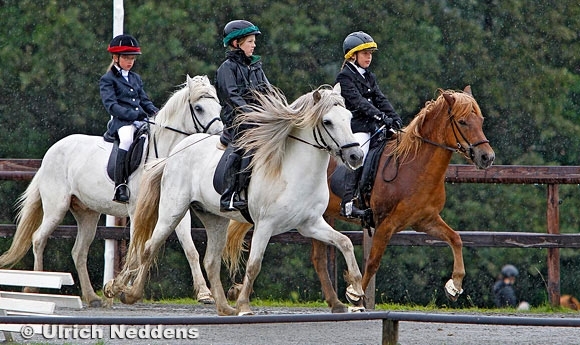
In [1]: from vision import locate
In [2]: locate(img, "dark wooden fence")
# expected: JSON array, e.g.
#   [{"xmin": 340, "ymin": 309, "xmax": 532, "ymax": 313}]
[{"xmin": 1, "ymin": 159, "xmax": 579, "ymax": 307}]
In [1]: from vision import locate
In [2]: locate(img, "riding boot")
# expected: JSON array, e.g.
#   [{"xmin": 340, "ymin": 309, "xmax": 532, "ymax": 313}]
[
  {"xmin": 113, "ymin": 149, "xmax": 130, "ymax": 204},
  {"xmin": 220, "ymin": 151, "xmax": 246, "ymax": 212},
  {"xmin": 340, "ymin": 167, "xmax": 367, "ymax": 218}
]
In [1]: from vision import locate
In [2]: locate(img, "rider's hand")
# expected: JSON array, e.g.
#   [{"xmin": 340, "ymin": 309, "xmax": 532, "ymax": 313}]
[
  {"xmin": 374, "ymin": 114, "xmax": 393, "ymax": 127},
  {"xmin": 392, "ymin": 118, "xmax": 403, "ymax": 130}
]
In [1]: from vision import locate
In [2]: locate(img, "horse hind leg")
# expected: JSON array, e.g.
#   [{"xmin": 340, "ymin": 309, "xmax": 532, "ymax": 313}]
[
  {"xmin": 70, "ymin": 206, "xmax": 103, "ymax": 307},
  {"xmin": 175, "ymin": 214, "xmax": 214, "ymax": 304},
  {"xmin": 311, "ymin": 239, "xmax": 348, "ymax": 313}
]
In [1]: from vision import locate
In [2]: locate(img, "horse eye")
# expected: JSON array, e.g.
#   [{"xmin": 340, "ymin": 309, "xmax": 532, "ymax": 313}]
[
  {"xmin": 458, "ymin": 119, "xmax": 467, "ymax": 125},
  {"xmin": 323, "ymin": 119, "xmax": 332, "ymax": 126},
  {"xmin": 194, "ymin": 105, "xmax": 202, "ymax": 112}
]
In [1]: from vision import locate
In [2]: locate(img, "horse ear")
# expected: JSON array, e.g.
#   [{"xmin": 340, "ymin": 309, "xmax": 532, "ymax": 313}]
[
  {"xmin": 313, "ymin": 90, "xmax": 321, "ymax": 104},
  {"xmin": 186, "ymin": 74, "xmax": 192, "ymax": 86},
  {"xmin": 443, "ymin": 92, "xmax": 455, "ymax": 107},
  {"xmin": 333, "ymin": 83, "xmax": 341, "ymax": 94},
  {"xmin": 463, "ymin": 85, "xmax": 472, "ymax": 96}
]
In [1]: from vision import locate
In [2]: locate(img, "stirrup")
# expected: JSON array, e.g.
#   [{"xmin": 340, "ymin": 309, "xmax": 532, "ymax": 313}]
[
  {"xmin": 113, "ymin": 184, "xmax": 130, "ymax": 204},
  {"xmin": 340, "ymin": 201, "xmax": 367, "ymax": 219}
]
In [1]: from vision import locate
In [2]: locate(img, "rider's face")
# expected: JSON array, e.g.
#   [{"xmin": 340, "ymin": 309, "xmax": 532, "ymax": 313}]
[
  {"xmin": 355, "ymin": 50, "xmax": 373, "ymax": 69},
  {"xmin": 237, "ymin": 35, "xmax": 256, "ymax": 57},
  {"xmin": 116, "ymin": 54, "xmax": 137, "ymax": 70}
]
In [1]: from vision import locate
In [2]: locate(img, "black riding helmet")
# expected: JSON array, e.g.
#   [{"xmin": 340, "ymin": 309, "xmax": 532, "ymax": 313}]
[
  {"xmin": 343, "ymin": 31, "xmax": 377, "ymax": 59},
  {"xmin": 501, "ymin": 264, "xmax": 519, "ymax": 278},
  {"xmin": 107, "ymin": 34, "xmax": 141, "ymax": 55},
  {"xmin": 222, "ymin": 20, "xmax": 261, "ymax": 47}
]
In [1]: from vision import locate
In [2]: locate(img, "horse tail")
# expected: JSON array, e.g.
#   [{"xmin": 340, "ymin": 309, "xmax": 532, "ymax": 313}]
[
  {"xmin": 124, "ymin": 160, "xmax": 166, "ymax": 270},
  {"xmin": 223, "ymin": 220, "xmax": 253, "ymax": 277},
  {"xmin": 0, "ymin": 175, "xmax": 43, "ymax": 268}
]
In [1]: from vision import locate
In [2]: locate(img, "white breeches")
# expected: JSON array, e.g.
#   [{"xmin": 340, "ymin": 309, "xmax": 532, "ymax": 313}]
[{"xmin": 117, "ymin": 124, "xmax": 137, "ymax": 151}]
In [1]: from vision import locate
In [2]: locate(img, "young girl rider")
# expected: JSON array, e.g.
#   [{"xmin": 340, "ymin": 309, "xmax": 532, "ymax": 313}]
[
  {"xmin": 335, "ymin": 31, "xmax": 402, "ymax": 218},
  {"xmin": 99, "ymin": 34, "xmax": 159, "ymax": 203},
  {"xmin": 215, "ymin": 20, "xmax": 271, "ymax": 212}
]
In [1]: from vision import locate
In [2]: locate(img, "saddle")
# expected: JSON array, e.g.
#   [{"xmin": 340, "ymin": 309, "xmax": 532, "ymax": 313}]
[
  {"xmin": 104, "ymin": 124, "xmax": 149, "ymax": 181},
  {"xmin": 213, "ymin": 146, "xmax": 254, "ymax": 223}
]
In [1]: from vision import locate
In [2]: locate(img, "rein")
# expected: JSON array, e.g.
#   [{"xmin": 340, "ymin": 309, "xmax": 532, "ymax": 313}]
[
  {"xmin": 420, "ymin": 106, "xmax": 489, "ymax": 161},
  {"xmin": 146, "ymin": 96, "xmax": 222, "ymax": 158}
]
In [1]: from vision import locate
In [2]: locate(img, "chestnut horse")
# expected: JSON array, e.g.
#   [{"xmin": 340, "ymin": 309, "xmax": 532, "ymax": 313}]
[{"xmin": 226, "ymin": 86, "xmax": 495, "ymax": 312}]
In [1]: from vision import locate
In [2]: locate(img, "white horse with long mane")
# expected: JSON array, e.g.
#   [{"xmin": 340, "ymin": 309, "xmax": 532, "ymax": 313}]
[
  {"xmin": 104, "ymin": 84, "xmax": 367, "ymax": 315},
  {"xmin": 0, "ymin": 75, "xmax": 221, "ymax": 307}
]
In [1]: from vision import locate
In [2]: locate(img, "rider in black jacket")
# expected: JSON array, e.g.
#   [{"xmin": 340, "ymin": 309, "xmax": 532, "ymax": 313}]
[
  {"xmin": 335, "ymin": 31, "xmax": 402, "ymax": 218},
  {"xmin": 215, "ymin": 20, "xmax": 271, "ymax": 212}
]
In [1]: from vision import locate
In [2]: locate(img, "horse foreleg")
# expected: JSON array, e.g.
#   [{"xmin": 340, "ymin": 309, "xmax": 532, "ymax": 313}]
[
  {"xmin": 300, "ymin": 219, "xmax": 364, "ymax": 309},
  {"xmin": 310, "ymin": 239, "xmax": 348, "ymax": 313},
  {"xmin": 70, "ymin": 208, "xmax": 102, "ymax": 307},
  {"xmin": 420, "ymin": 216, "xmax": 465, "ymax": 301},
  {"xmin": 175, "ymin": 215, "xmax": 214, "ymax": 304}
]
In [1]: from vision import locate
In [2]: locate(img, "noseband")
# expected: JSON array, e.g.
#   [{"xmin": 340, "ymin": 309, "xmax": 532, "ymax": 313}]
[{"xmin": 421, "ymin": 106, "xmax": 489, "ymax": 161}]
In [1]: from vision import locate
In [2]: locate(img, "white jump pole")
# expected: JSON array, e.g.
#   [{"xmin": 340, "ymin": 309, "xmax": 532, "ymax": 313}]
[{"xmin": 103, "ymin": 0, "xmax": 124, "ymax": 288}]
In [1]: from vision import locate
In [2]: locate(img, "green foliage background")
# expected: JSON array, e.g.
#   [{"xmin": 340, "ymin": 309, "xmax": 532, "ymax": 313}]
[{"xmin": 1, "ymin": 0, "xmax": 580, "ymax": 308}]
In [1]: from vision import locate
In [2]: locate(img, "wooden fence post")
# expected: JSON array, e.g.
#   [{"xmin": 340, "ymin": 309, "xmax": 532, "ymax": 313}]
[{"xmin": 547, "ymin": 183, "xmax": 560, "ymax": 307}]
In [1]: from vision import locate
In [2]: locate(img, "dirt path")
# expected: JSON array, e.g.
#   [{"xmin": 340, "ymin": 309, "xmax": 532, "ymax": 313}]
[{"xmin": 4, "ymin": 302, "xmax": 580, "ymax": 344}]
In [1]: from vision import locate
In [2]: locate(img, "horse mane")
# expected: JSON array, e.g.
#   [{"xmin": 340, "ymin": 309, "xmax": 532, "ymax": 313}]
[
  {"xmin": 155, "ymin": 75, "xmax": 218, "ymax": 128},
  {"xmin": 234, "ymin": 85, "xmax": 342, "ymax": 179},
  {"xmin": 391, "ymin": 88, "xmax": 481, "ymax": 162}
]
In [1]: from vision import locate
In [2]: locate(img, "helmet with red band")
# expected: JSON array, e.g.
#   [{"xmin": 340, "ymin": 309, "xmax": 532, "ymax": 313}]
[{"xmin": 107, "ymin": 34, "xmax": 141, "ymax": 55}]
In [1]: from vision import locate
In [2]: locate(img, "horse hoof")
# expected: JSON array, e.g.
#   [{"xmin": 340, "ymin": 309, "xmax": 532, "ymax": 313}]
[
  {"xmin": 444, "ymin": 279, "xmax": 463, "ymax": 301},
  {"xmin": 197, "ymin": 292, "xmax": 215, "ymax": 305},
  {"xmin": 238, "ymin": 310, "xmax": 254, "ymax": 316},
  {"xmin": 345, "ymin": 285, "xmax": 364, "ymax": 305},
  {"xmin": 103, "ymin": 280, "xmax": 115, "ymax": 298},
  {"xmin": 89, "ymin": 299, "xmax": 103, "ymax": 308},
  {"xmin": 348, "ymin": 306, "xmax": 365, "ymax": 313},
  {"xmin": 330, "ymin": 304, "xmax": 349, "ymax": 313}
]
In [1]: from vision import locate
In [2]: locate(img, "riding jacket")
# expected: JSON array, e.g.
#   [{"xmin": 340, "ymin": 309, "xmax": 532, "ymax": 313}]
[
  {"xmin": 99, "ymin": 66, "xmax": 159, "ymax": 138},
  {"xmin": 215, "ymin": 49, "xmax": 271, "ymax": 144},
  {"xmin": 335, "ymin": 62, "xmax": 400, "ymax": 133}
]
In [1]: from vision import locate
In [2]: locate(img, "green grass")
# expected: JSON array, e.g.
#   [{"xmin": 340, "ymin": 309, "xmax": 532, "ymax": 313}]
[{"xmin": 145, "ymin": 297, "xmax": 578, "ymax": 314}]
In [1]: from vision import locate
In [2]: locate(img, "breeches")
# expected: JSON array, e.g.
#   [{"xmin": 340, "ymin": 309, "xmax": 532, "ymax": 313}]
[
  {"xmin": 117, "ymin": 124, "xmax": 136, "ymax": 151},
  {"xmin": 354, "ymin": 132, "xmax": 371, "ymax": 161}
]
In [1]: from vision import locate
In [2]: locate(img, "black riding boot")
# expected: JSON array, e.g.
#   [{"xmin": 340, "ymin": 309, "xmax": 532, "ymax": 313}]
[
  {"xmin": 220, "ymin": 151, "xmax": 246, "ymax": 212},
  {"xmin": 340, "ymin": 168, "xmax": 367, "ymax": 218},
  {"xmin": 113, "ymin": 149, "xmax": 130, "ymax": 204}
]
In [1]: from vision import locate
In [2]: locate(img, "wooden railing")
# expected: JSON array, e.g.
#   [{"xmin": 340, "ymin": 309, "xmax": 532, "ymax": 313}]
[{"xmin": 1, "ymin": 159, "xmax": 579, "ymax": 307}]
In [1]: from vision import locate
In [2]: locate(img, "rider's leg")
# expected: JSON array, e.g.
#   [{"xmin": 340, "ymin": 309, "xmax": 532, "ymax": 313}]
[
  {"xmin": 220, "ymin": 148, "xmax": 246, "ymax": 212},
  {"xmin": 113, "ymin": 125, "xmax": 134, "ymax": 203},
  {"xmin": 340, "ymin": 131, "xmax": 370, "ymax": 218}
]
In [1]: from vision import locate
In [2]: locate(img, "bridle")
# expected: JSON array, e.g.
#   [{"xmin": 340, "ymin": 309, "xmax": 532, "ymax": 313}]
[
  {"xmin": 288, "ymin": 107, "xmax": 360, "ymax": 164},
  {"xmin": 420, "ymin": 106, "xmax": 489, "ymax": 161},
  {"xmin": 146, "ymin": 96, "xmax": 222, "ymax": 158}
]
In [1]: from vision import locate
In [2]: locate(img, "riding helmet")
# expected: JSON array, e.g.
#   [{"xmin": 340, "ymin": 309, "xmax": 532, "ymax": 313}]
[
  {"xmin": 501, "ymin": 264, "xmax": 519, "ymax": 278},
  {"xmin": 107, "ymin": 34, "xmax": 141, "ymax": 55},
  {"xmin": 343, "ymin": 31, "xmax": 377, "ymax": 59},
  {"xmin": 222, "ymin": 20, "xmax": 261, "ymax": 47}
]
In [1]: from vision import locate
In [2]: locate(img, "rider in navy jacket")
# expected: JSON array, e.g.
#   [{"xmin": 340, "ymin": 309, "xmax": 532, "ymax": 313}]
[
  {"xmin": 99, "ymin": 34, "xmax": 158, "ymax": 203},
  {"xmin": 215, "ymin": 20, "xmax": 271, "ymax": 212},
  {"xmin": 335, "ymin": 31, "xmax": 402, "ymax": 219}
]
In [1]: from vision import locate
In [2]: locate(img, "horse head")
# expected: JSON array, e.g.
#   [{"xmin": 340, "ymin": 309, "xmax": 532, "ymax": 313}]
[
  {"xmin": 441, "ymin": 86, "xmax": 495, "ymax": 169},
  {"xmin": 184, "ymin": 75, "xmax": 223, "ymax": 135},
  {"xmin": 312, "ymin": 83, "xmax": 363, "ymax": 170}
]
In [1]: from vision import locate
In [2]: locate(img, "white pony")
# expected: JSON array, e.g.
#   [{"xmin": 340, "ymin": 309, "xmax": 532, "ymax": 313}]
[
  {"xmin": 0, "ymin": 75, "xmax": 222, "ymax": 307},
  {"xmin": 104, "ymin": 84, "xmax": 367, "ymax": 316}
]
